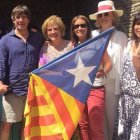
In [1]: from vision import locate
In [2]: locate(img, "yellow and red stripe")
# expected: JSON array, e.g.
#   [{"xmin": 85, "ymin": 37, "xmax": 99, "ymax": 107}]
[{"xmin": 24, "ymin": 74, "xmax": 85, "ymax": 140}]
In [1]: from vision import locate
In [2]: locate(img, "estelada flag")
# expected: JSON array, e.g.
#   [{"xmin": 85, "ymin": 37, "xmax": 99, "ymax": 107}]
[{"xmin": 24, "ymin": 27, "xmax": 114, "ymax": 140}]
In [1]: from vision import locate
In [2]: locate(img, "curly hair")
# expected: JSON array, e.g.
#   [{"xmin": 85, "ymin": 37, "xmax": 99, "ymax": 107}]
[{"xmin": 42, "ymin": 15, "xmax": 65, "ymax": 39}]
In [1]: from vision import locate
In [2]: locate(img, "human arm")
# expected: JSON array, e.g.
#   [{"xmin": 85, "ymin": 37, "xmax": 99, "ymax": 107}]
[
  {"xmin": 0, "ymin": 37, "xmax": 8, "ymax": 94},
  {"xmin": 0, "ymin": 81, "xmax": 8, "ymax": 94},
  {"xmin": 38, "ymin": 42, "xmax": 49, "ymax": 68},
  {"xmin": 96, "ymin": 50, "xmax": 112, "ymax": 78}
]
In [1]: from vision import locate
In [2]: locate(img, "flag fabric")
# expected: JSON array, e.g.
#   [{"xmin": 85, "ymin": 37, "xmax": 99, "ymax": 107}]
[{"xmin": 24, "ymin": 27, "xmax": 114, "ymax": 140}]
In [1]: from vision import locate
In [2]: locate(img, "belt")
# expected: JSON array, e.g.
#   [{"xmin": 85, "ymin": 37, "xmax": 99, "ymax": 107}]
[{"xmin": 91, "ymin": 85, "xmax": 105, "ymax": 89}]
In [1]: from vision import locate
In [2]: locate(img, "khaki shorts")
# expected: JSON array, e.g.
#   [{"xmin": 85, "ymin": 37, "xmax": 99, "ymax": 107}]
[{"xmin": 1, "ymin": 94, "xmax": 26, "ymax": 123}]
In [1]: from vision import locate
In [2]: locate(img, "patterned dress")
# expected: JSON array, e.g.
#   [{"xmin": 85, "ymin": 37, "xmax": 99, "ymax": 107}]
[
  {"xmin": 113, "ymin": 52, "xmax": 140, "ymax": 140},
  {"xmin": 39, "ymin": 40, "xmax": 73, "ymax": 67}
]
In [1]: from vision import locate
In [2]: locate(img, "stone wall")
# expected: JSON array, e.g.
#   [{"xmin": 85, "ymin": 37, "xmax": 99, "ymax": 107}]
[{"xmin": 114, "ymin": 0, "xmax": 140, "ymax": 37}]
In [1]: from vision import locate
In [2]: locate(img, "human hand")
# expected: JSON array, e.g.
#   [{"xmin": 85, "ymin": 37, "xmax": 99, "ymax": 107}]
[
  {"xmin": 96, "ymin": 69, "xmax": 106, "ymax": 78},
  {"xmin": 0, "ymin": 84, "xmax": 8, "ymax": 94},
  {"xmin": 31, "ymin": 28, "xmax": 37, "ymax": 32}
]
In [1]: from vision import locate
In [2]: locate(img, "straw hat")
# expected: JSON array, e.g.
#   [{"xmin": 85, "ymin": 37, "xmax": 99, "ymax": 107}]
[{"xmin": 89, "ymin": 0, "xmax": 123, "ymax": 20}]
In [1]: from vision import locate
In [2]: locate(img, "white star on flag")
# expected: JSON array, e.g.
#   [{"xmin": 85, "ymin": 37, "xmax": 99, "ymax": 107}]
[{"xmin": 66, "ymin": 57, "xmax": 96, "ymax": 87}]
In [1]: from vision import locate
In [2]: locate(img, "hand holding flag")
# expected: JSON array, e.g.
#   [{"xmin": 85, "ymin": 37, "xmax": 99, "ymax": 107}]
[{"xmin": 24, "ymin": 27, "xmax": 114, "ymax": 140}]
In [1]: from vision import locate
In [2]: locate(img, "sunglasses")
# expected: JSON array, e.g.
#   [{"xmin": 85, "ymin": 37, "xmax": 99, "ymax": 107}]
[
  {"xmin": 73, "ymin": 24, "xmax": 87, "ymax": 29},
  {"xmin": 98, "ymin": 12, "xmax": 110, "ymax": 18}
]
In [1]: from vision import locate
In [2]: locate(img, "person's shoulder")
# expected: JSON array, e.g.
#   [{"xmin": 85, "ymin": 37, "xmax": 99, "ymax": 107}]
[
  {"xmin": 41, "ymin": 41, "xmax": 49, "ymax": 51},
  {"xmin": 0, "ymin": 30, "xmax": 13, "ymax": 42},
  {"xmin": 124, "ymin": 39, "xmax": 132, "ymax": 53},
  {"xmin": 114, "ymin": 30, "xmax": 127, "ymax": 38},
  {"xmin": 64, "ymin": 39, "xmax": 71, "ymax": 46},
  {"xmin": 39, "ymin": 41, "xmax": 47, "ymax": 52},
  {"xmin": 91, "ymin": 29, "xmax": 100, "ymax": 37},
  {"xmin": 127, "ymin": 39, "xmax": 133, "ymax": 47},
  {"xmin": 113, "ymin": 30, "xmax": 128, "ymax": 44},
  {"xmin": 43, "ymin": 41, "xmax": 49, "ymax": 47},
  {"xmin": 66, "ymin": 40, "xmax": 74, "ymax": 50}
]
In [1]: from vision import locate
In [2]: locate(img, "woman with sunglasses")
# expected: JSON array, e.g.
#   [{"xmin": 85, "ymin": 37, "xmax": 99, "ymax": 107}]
[
  {"xmin": 70, "ymin": 15, "xmax": 112, "ymax": 140},
  {"xmin": 113, "ymin": 12, "xmax": 140, "ymax": 140},
  {"xmin": 70, "ymin": 15, "xmax": 91, "ymax": 47},
  {"xmin": 89, "ymin": 1, "xmax": 128, "ymax": 140}
]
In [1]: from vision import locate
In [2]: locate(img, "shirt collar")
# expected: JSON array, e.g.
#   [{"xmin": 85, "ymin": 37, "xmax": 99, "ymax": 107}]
[
  {"xmin": 9, "ymin": 29, "xmax": 33, "ymax": 37},
  {"xmin": 9, "ymin": 30, "xmax": 15, "ymax": 36}
]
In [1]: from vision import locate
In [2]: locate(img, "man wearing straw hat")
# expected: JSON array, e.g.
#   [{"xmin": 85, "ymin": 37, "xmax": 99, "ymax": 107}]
[{"xmin": 89, "ymin": 0, "xmax": 127, "ymax": 140}]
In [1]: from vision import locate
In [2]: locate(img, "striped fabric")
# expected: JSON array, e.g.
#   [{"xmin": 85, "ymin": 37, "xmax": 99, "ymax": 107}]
[{"xmin": 24, "ymin": 28, "xmax": 114, "ymax": 140}]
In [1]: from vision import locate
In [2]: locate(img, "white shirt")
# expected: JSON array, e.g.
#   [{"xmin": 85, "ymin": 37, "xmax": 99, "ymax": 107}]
[{"xmin": 92, "ymin": 29, "xmax": 128, "ymax": 94}]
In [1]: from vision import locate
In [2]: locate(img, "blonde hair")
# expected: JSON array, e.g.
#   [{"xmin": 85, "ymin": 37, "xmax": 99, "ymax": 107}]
[
  {"xmin": 95, "ymin": 11, "xmax": 119, "ymax": 28},
  {"xmin": 42, "ymin": 15, "xmax": 65, "ymax": 39}
]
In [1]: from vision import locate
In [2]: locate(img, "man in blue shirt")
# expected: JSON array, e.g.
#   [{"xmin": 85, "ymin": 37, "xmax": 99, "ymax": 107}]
[{"xmin": 0, "ymin": 5, "xmax": 44, "ymax": 140}]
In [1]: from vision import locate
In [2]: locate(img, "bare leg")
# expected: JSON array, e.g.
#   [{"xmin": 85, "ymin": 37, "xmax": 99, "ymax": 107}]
[{"xmin": 0, "ymin": 122, "xmax": 12, "ymax": 140}]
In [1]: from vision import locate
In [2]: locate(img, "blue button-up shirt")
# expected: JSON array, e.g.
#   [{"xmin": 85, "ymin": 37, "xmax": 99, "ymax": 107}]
[{"xmin": 0, "ymin": 30, "xmax": 44, "ymax": 96}]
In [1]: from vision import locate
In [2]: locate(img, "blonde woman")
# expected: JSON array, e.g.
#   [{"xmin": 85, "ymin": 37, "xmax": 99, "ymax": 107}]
[{"xmin": 39, "ymin": 15, "xmax": 73, "ymax": 67}]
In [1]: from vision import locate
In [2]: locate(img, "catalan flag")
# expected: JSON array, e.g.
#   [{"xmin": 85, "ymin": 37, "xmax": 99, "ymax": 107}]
[{"xmin": 24, "ymin": 28, "xmax": 114, "ymax": 140}]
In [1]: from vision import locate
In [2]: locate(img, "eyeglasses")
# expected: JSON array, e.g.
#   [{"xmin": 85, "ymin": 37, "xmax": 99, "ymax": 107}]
[
  {"xmin": 98, "ymin": 12, "xmax": 110, "ymax": 18},
  {"xmin": 73, "ymin": 24, "xmax": 87, "ymax": 29}
]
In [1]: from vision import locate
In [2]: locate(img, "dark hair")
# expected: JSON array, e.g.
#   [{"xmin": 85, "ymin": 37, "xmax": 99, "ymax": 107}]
[
  {"xmin": 70, "ymin": 15, "xmax": 92, "ymax": 46},
  {"xmin": 11, "ymin": 4, "xmax": 31, "ymax": 20},
  {"xmin": 132, "ymin": 12, "xmax": 140, "ymax": 40}
]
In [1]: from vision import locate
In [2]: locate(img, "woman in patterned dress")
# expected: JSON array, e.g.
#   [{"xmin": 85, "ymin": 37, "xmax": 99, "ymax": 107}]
[{"xmin": 113, "ymin": 12, "xmax": 140, "ymax": 140}]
